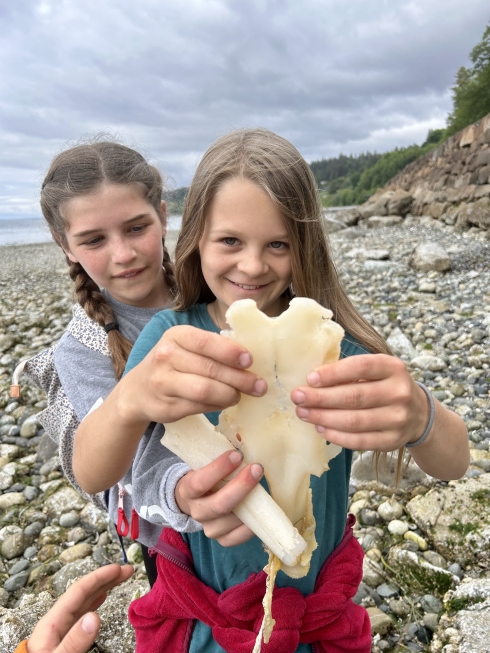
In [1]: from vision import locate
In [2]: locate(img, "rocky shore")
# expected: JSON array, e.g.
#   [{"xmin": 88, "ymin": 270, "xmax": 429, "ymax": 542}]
[{"xmin": 0, "ymin": 218, "xmax": 489, "ymax": 652}]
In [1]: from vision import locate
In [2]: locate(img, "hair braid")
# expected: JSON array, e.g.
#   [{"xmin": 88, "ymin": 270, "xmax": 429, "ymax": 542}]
[
  {"xmin": 162, "ymin": 238, "xmax": 177, "ymax": 298},
  {"xmin": 68, "ymin": 259, "xmax": 133, "ymax": 379}
]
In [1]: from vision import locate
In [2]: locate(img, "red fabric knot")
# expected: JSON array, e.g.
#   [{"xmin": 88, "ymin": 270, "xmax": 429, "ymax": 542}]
[{"xmin": 128, "ymin": 524, "xmax": 371, "ymax": 653}]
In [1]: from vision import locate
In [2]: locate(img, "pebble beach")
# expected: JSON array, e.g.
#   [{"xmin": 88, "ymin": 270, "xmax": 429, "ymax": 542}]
[{"xmin": 0, "ymin": 218, "xmax": 489, "ymax": 652}]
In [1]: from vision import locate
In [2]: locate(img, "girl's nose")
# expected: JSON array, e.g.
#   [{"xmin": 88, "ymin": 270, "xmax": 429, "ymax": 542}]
[
  {"xmin": 237, "ymin": 251, "xmax": 268, "ymax": 277},
  {"xmin": 112, "ymin": 238, "xmax": 136, "ymax": 264}
]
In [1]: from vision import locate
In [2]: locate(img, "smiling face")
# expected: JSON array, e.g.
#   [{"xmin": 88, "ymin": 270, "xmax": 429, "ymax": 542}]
[
  {"xmin": 198, "ymin": 177, "xmax": 292, "ymax": 327},
  {"xmin": 62, "ymin": 183, "xmax": 169, "ymax": 308}
]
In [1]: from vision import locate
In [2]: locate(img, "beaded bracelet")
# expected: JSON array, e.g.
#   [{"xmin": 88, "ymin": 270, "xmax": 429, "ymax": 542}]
[{"xmin": 405, "ymin": 382, "xmax": 435, "ymax": 449}]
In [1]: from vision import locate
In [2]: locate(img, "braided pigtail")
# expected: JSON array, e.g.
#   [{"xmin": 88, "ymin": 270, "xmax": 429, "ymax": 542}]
[
  {"xmin": 68, "ymin": 259, "xmax": 133, "ymax": 379},
  {"xmin": 162, "ymin": 237, "xmax": 177, "ymax": 298}
]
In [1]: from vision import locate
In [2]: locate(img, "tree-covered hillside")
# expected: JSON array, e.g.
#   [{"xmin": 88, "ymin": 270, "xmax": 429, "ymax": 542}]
[{"xmin": 312, "ymin": 129, "xmax": 446, "ymax": 207}]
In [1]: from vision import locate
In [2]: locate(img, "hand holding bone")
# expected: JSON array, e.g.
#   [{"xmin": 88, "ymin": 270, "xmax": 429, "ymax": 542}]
[
  {"xmin": 175, "ymin": 450, "xmax": 264, "ymax": 547},
  {"xmin": 292, "ymin": 353, "xmax": 430, "ymax": 451}
]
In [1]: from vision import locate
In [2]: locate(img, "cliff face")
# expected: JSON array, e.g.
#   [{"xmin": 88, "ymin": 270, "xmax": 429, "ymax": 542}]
[{"xmin": 359, "ymin": 112, "xmax": 490, "ymax": 232}]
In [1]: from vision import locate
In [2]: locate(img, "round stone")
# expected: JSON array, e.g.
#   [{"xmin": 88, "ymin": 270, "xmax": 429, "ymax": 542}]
[
  {"xmin": 389, "ymin": 598, "xmax": 411, "ymax": 617},
  {"xmin": 420, "ymin": 594, "xmax": 442, "ymax": 614},
  {"xmin": 59, "ymin": 510, "xmax": 80, "ymax": 528},
  {"xmin": 360, "ymin": 508, "xmax": 381, "ymax": 526},
  {"xmin": 23, "ymin": 546, "xmax": 38, "ymax": 559},
  {"xmin": 8, "ymin": 559, "xmax": 30, "ymax": 576},
  {"xmin": 59, "ymin": 543, "xmax": 93, "ymax": 564},
  {"xmin": 23, "ymin": 521, "xmax": 44, "ymax": 539},
  {"xmin": 378, "ymin": 499, "xmax": 404, "ymax": 522},
  {"xmin": 0, "ymin": 492, "xmax": 26, "ymax": 510},
  {"xmin": 1, "ymin": 532, "xmax": 26, "ymax": 560},
  {"xmin": 376, "ymin": 583, "xmax": 400, "ymax": 599},
  {"xmin": 23, "ymin": 486, "xmax": 39, "ymax": 501},
  {"xmin": 66, "ymin": 526, "xmax": 89, "ymax": 544},
  {"xmin": 20, "ymin": 420, "xmax": 39, "ymax": 439},
  {"xmin": 448, "ymin": 563, "xmax": 463, "ymax": 579},
  {"xmin": 388, "ymin": 520, "xmax": 409, "ymax": 536},
  {"xmin": 4, "ymin": 570, "xmax": 29, "ymax": 592},
  {"xmin": 423, "ymin": 613, "xmax": 440, "ymax": 631}
]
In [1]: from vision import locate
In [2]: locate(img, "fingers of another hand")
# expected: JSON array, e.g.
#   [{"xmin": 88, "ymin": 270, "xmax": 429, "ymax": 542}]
[
  {"xmin": 216, "ymin": 523, "xmax": 256, "ymax": 547},
  {"xmin": 179, "ymin": 450, "xmax": 245, "ymax": 502},
  {"xmin": 51, "ymin": 612, "xmax": 101, "ymax": 653},
  {"xmin": 29, "ymin": 564, "xmax": 134, "ymax": 652}
]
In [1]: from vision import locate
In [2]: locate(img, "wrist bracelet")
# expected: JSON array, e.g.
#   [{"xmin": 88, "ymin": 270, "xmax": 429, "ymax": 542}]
[{"xmin": 405, "ymin": 382, "xmax": 435, "ymax": 449}]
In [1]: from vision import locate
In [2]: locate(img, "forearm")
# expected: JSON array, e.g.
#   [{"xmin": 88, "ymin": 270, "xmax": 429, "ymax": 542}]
[
  {"xmin": 73, "ymin": 369, "xmax": 151, "ymax": 494},
  {"xmin": 408, "ymin": 399, "xmax": 469, "ymax": 480}
]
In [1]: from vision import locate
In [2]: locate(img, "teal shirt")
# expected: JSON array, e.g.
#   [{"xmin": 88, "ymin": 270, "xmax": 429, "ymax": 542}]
[{"xmin": 126, "ymin": 303, "xmax": 370, "ymax": 653}]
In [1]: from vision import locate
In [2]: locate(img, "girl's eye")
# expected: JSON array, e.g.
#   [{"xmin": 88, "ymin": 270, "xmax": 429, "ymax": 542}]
[
  {"xmin": 221, "ymin": 237, "xmax": 239, "ymax": 246},
  {"xmin": 130, "ymin": 225, "xmax": 147, "ymax": 233},
  {"xmin": 269, "ymin": 241, "xmax": 288, "ymax": 249},
  {"xmin": 84, "ymin": 236, "xmax": 103, "ymax": 246}
]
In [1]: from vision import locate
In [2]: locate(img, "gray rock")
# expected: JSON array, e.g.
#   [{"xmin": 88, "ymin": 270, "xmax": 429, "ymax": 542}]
[
  {"xmin": 23, "ymin": 546, "xmax": 37, "ymax": 560},
  {"xmin": 367, "ymin": 215, "xmax": 404, "ymax": 228},
  {"xmin": 59, "ymin": 510, "xmax": 80, "ymax": 528},
  {"xmin": 23, "ymin": 486, "xmax": 38, "ymax": 501},
  {"xmin": 420, "ymin": 594, "xmax": 442, "ymax": 614},
  {"xmin": 410, "ymin": 242, "xmax": 451, "ymax": 272},
  {"xmin": 39, "ymin": 456, "xmax": 61, "ymax": 476},
  {"xmin": 66, "ymin": 526, "xmax": 89, "ymax": 544},
  {"xmin": 23, "ymin": 521, "xmax": 44, "ymax": 539},
  {"xmin": 377, "ymin": 583, "xmax": 400, "ymax": 599},
  {"xmin": 353, "ymin": 581, "xmax": 382, "ymax": 606},
  {"xmin": 448, "ymin": 562, "xmax": 463, "ymax": 579},
  {"xmin": 386, "ymin": 328, "xmax": 417, "ymax": 359},
  {"xmin": 378, "ymin": 499, "xmax": 404, "ymax": 522},
  {"xmin": 96, "ymin": 579, "xmax": 150, "ymax": 653},
  {"xmin": 79, "ymin": 502, "xmax": 109, "ymax": 534},
  {"xmin": 19, "ymin": 419, "xmax": 39, "ymax": 439},
  {"xmin": 0, "ymin": 493, "xmax": 26, "ymax": 510},
  {"xmin": 410, "ymin": 354, "xmax": 446, "ymax": 371},
  {"xmin": 360, "ymin": 508, "xmax": 381, "ymax": 526},
  {"xmin": 44, "ymin": 486, "xmax": 85, "ymax": 517},
  {"xmin": 52, "ymin": 558, "xmax": 99, "ymax": 596},
  {"xmin": 36, "ymin": 432, "xmax": 58, "ymax": 462},
  {"xmin": 8, "ymin": 559, "xmax": 29, "ymax": 576},
  {"xmin": 4, "ymin": 571, "xmax": 29, "ymax": 592},
  {"xmin": 0, "ymin": 471, "xmax": 13, "ymax": 491},
  {"xmin": 1, "ymin": 532, "xmax": 26, "ymax": 560},
  {"xmin": 422, "ymin": 612, "xmax": 440, "ymax": 631}
]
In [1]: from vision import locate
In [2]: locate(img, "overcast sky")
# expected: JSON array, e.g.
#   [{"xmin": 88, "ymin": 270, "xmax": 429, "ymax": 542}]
[{"xmin": 0, "ymin": 0, "xmax": 488, "ymax": 219}]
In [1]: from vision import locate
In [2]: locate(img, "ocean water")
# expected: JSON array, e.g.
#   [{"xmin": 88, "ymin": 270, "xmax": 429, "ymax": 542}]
[{"xmin": 0, "ymin": 215, "xmax": 183, "ymax": 247}]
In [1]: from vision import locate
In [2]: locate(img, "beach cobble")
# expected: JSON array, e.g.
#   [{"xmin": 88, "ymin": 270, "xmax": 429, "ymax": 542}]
[{"xmin": 0, "ymin": 221, "xmax": 489, "ymax": 652}]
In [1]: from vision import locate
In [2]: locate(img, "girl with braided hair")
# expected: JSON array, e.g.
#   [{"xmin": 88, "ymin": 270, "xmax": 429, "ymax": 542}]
[{"xmin": 25, "ymin": 140, "xmax": 177, "ymax": 585}]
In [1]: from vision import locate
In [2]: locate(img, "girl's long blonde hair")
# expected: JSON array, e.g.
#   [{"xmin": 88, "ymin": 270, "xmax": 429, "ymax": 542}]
[
  {"xmin": 175, "ymin": 128, "xmax": 390, "ymax": 357},
  {"xmin": 41, "ymin": 139, "xmax": 177, "ymax": 378}
]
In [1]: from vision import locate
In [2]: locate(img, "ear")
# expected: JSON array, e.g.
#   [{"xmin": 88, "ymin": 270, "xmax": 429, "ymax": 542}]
[
  {"xmin": 60, "ymin": 243, "xmax": 79, "ymax": 263},
  {"xmin": 160, "ymin": 200, "xmax": 167, "ymax": 238},
  {"xmin": 54, "ymin": 233, "xmax": 79, "ymax": 263}
]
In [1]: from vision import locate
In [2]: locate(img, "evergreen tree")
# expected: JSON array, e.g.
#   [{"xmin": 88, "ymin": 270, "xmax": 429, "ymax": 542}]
[{"xmin": 447, "ymin": 24, "xmax": 490, "ymax": 135}]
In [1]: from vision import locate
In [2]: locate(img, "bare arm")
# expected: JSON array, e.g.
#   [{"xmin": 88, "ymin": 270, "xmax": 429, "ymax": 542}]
[
  {"xmin": 291, "ymin": 354, "xmax": 469, "ymax": 481},
  {"xmin": 74, "ymin": 325, "xmax": 266, "ymax": 494}
]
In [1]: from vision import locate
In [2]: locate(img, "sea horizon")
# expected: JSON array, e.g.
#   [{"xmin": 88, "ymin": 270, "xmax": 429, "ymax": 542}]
[{"xmin": 0, "ymin": 215, "xmax": 184, "ymax": 247}]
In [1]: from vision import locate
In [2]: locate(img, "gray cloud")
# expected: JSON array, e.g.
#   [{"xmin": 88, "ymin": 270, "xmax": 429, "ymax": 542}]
[{"xmin": 0, "ymin": 0, "xmax": 488, "ymax": 217}]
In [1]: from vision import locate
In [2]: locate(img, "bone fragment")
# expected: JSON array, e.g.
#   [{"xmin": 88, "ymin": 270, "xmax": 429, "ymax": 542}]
[{"xmin": 162, "ymin": 297, "xmax": 344, "ymax": 573}]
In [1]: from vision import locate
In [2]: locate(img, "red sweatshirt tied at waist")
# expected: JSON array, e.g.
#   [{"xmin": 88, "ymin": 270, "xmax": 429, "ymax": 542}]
[{"xmin": 128, "ymin": 514, "xmax": 371, "ymax": 653}]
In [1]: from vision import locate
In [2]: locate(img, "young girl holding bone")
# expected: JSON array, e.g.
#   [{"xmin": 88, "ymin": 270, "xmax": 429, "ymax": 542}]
[{"xmin": 76, "ymin": 129, "xmax": 469, "ymax": 653}]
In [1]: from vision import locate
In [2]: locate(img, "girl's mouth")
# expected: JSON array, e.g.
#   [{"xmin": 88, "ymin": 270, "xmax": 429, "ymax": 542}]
[
  {"xmin": 228, "ymin": 280, "xmax": 267, "ymax": 291},
  {"xmin": 114, "ymin": 267, "xmax": 145, "ymax": 279}
]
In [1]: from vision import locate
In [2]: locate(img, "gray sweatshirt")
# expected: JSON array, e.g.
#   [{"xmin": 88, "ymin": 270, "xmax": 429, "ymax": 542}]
[{"xmin": 54, "ymin": 291, "xmax": 201, "ymax": 548}]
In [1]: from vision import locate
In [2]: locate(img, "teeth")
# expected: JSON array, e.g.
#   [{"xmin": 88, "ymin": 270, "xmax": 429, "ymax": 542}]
[{"xmin": 235, "ymin": 283, "xmax": 262, "ymax": 290}]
